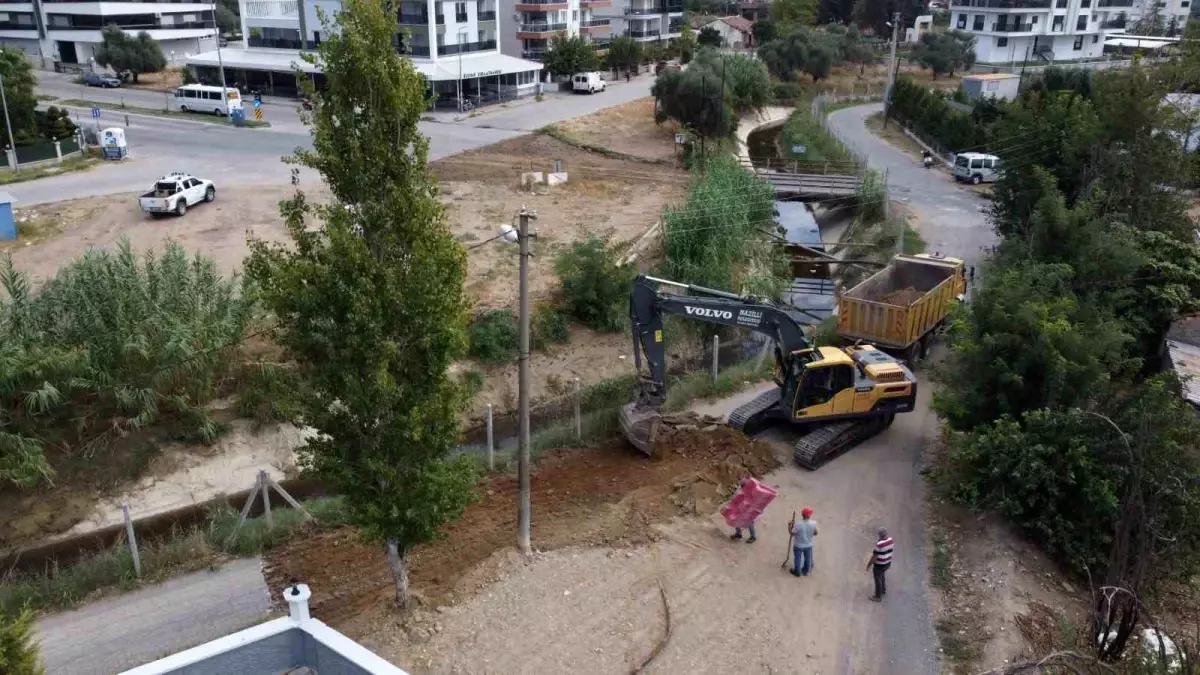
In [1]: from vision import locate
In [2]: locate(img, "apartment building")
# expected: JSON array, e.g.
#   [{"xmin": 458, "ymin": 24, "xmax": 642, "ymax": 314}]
[
  {"xmin": 1127, "ymin": 0, "xmax": 1190, "ymax": 32},
  {"xmin": 952, "ymin": 0, "xmax": 1134, "ymax": 64},
  {"xmin": 496, "ymin": 0, "xmax": 613, "ymax": 60},
  {"xmin": 187, "ymin": 0, "xmax": 543, "ymax": 105},
  {"xmin": 497, "ymin": 0, "xmax": 680, "ymax": 61},
  {"xmin": 0, "ymin": 0, "xmax": 215, "ymax": 66}
]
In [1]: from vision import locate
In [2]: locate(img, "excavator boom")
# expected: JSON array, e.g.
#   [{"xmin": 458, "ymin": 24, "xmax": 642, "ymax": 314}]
[{"xmin": 619, "ymin": 275, "xmax": 818, "ymax": 454}]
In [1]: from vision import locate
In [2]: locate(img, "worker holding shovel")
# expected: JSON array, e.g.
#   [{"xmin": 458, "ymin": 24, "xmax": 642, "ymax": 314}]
[{"xmin": 789, "ymin": 507, "xmax": 818, "ymax": 577}]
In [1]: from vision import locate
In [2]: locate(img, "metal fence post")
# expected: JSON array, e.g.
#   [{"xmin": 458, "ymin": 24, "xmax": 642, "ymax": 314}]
[
  {"xmin": 486, "ymin": 403, "xmax": 494, "ymax": 472},
  {"xmin": 573, "ymin": 377, "xmax": 582, "ymax": 440},
  {"xmin": 122, "ymin": 502, "xmax": 141, "ymax": 578},
  {"xmin": 712, "ymin": 335, "xmax": 720, "ymax": 381},
  {"xmin": 260, "ymin": 469, "xmax": 273, "ymax": 530}
]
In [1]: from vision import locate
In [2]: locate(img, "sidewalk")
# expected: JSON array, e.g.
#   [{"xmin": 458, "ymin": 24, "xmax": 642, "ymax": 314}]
[{"xmin": 423, "ymin": 70, "xmax": 658, "ymax": 125}]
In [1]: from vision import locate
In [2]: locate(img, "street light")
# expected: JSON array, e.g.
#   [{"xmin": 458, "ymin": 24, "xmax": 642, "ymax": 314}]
[
  {"xmin": 457, "ymin": 28, "xmax": 469, "ymax": 111},
  {"xmin": 498, "ymin": 207, "xmax": 536, "ymax": 555}
]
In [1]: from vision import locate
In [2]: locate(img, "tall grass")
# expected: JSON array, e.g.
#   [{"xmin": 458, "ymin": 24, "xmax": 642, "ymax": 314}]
[
  {"xmin": 0, "ymin": 240, "xmax": 255, "ymax": 488},
  {"xmin": 779, "ymin": 107, "xmax": 855, "ymax": 165},
  {"xmin": 661, "ymin": 156, "xmax": 788, "ymax": 300},
  {"xmin": 0, "ymin": 496, "xmax": 347, "ymax": 615}
]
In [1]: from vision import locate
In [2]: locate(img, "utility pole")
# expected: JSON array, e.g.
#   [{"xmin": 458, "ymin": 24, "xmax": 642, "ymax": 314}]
[
  {"xmin": 517, "ymin": 206, "xmax": 537, "ymax": 556},
  {"xmin": 882, "ymin": 12, "xmax": 900, "ymax": 129},
  {"xmin": 210, "ymin": 0, "xmax": 229, "ymax": 113},
  {"xmin": 0, "ymin": 73, "xmax": 14, "ymax": 168},
  {"xmin": 457, "ymin": 28, "xmax": 467, "ymax": 110}
]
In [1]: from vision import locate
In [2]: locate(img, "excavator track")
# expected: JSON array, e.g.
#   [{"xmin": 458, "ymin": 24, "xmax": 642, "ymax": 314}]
[
  {"xmin": 792, "ymin": 415, "xmax": 893, "ymax": 470},
  {"xmin": 728, "ymin": 389, "xmax": 781, "ymax": 434}
]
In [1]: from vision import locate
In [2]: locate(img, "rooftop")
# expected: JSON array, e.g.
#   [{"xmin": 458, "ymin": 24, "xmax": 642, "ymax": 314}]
[
  {"xmin": 119, "ymin": 584, "xmax": 409, "ymax": 675},
  {"xmin": 186, "ymin": 48, "xmax": 543, "ymax": 80}
]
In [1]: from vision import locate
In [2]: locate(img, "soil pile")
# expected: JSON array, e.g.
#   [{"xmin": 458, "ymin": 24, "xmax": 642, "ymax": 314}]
[
  {"xmin": 263, "ymin": 428, "xmax": 777, "ymax": 627},
  {"xmin": 881, "ymin": 288, "xmax": 924, "ymax": 305}
]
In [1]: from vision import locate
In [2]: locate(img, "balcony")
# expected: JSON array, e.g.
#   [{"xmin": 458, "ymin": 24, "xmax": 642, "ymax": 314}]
[
  {"xmin": 951, "ymin": 0, "xmax": 1051, "ymax": 7},
  {"xmin": 245, "ymin": 0, "xmax": 298, "ymax": 19},
  {"xmin": 627, "ymin": 28, "xmax": 661, "ymax": 37},
  {"xmin": 517, "ymin": 21, "xmax": 567, "ymax": 33},
  {"xmin": 590, "ymin": 37, "xmax": 611, "ymax": 48},
  {"xmin": 398, "ymin": 11, "xmax": 428, "ymax": 24},
  {"xmin": 624, "ymin": 6, "xmax": 662, "ymax": 14},
  {"xmin": 522, "ymin": 48, "xmax": 546, "ymax": 59},
  {"xmin": 580, "ymin": 0, "xmax": 612, "ymax": 6},
  {"xmin": 249, "ymin": 34, "xmax": 303, "ymax": 48},
  {"xmin": 477, "ymin": 10, "xmax": 496, "ymax": 20},
  {"xmin": 399, "ymin": 43, "xmax": 431, "ymax": 57},
  {"xmin": 1101, "ymin": 17, "xmax": 1127, "ymax": 26},
  {"xmin": 515, "ymin": 0, "xmax": 567, "ymax": 9},
  {"xmin": 1096, "ymin": 0, "xmax": 1132, "ymax": 6},
  {"xmin": 439, "ymin": 39, "xmax": 496, "ymax": 55},
  {"xmin": 992, "ymin": 21, "xmax": 1037, "ymax": 29},
  {"xmin": 581, "ymin": 17, "xmax": 610, "ymax": 31}
]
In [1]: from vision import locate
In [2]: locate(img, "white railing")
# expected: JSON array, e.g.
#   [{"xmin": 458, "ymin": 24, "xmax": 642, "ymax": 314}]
[{"xmin": 244, "ymin": 0, "xmax": 299, "ymax": 19}]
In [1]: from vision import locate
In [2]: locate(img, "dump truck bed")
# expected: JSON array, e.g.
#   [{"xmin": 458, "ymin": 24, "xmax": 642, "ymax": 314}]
[{"xmin": 837, "ymin": 254, "xmax": 965, "ymax": 350}]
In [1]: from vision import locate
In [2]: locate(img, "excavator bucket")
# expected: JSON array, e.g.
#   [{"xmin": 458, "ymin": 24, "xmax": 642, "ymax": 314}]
[{"xmin": 618, "ymin": 402, "xmax": 660, "ymax": 456}]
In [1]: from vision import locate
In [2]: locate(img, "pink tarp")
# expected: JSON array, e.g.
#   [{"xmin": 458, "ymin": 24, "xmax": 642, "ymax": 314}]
[{"xmin": 720, "ymin": 478, "xmax": 777, "ymax": 528}]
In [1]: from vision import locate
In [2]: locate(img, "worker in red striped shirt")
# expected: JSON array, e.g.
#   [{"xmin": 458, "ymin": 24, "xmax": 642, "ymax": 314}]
[{"xmin": 866, "ymin": 527, "xmax": 893, "ymax": 602}]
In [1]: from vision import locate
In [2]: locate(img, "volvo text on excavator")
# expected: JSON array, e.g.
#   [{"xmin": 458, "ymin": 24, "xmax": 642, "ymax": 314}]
[{"xmin": 618, "ymin": 275, "xmax": 919, "ymax": 468}]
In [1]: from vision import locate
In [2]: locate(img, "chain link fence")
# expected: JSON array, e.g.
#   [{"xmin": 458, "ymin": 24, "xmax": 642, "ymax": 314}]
[{"xmin": 456, "ymin": 334, "xmax": 776, "ymax": 472}]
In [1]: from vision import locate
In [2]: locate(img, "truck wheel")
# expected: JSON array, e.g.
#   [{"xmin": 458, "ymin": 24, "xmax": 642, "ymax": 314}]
[
  {"xmin": 918, "ymin": 334, "xmax": 930, "ymax": 359},
  {"xmin": 175, "ymin": 200, "xmax": 187, "ymax": 217},
  {"xmin": 971, "ymin": 173, "xmax": 982, "ymax": 185},
  {"xmin": 213, "ymin": 108, "xmax": 223, "ymax": 116},
  {"xmin": 180, "ymin": 104, "xmax": 189, "ymax": 113},
  {"xmin": 204, "ymin": 186, "xmax": 215, "ymax": 202}
]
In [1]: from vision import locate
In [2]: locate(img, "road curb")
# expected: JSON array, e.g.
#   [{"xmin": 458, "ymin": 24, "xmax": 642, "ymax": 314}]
[{"xmin": 51, "ymin": 103, "xmax": 274, "ymax": 131}]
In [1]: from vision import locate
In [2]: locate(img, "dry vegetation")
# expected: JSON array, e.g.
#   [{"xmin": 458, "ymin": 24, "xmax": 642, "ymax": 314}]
[{"xmin": 552, "ymin": 97, "xmax": 681, "ymax": 162}]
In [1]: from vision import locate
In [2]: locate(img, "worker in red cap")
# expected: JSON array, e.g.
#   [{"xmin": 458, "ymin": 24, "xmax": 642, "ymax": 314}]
[{"xmin": 789, "ymin": 507, "xmax": 819, "ymax": 577}]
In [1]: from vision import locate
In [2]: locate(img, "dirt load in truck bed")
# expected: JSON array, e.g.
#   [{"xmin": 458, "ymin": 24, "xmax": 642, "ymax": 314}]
[{"xmin": 263, "ymin": 422, "xmax": 778, "ymax": 626}]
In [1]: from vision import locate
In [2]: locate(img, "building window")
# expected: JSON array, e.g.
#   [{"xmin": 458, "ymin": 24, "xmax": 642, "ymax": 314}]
[
  {"xmin": 1031, "ymin": 15, "xmax": 1038, "ymax": 23},
  {"xmin": 455, "ymin": 1, "xmax": 467, "ymax": 21},
  {"xmin": 1052, "ymin": 14, "xmax": 1064, "ymax": 30},
  {"xmin": 997, "ymin": 36, "xmax": 1008, "ymax": 46},
  {"xmin": 1092, "ymin": 34, "xmax": 1099, "ymax": 42},
  {"xmin": 1076, "ymin": 14, "xmax": 1086, "ymax": 29},
  {"xmin": 957, "ymin": 13, "xmax": 966, "ymax": 28},
  {"xmin": 1073, "ymin": 35, "xmax": 1083, "ymax": 49},
  {"xmin": 1184, "ymin": 1, "xmax": 1190, "ymax": 6},
  {"xmin": 572, "ymin": 9, "xmax": 577, "ymax": 19},
  {"xmin": 972, "ymin": 13, "xmax": 984, "ymax": 29}
]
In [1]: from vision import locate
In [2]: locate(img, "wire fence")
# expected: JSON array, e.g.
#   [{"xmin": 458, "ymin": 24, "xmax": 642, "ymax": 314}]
[{"xmin": 455, "ymin": 333, "xmax": 776, "ymax": 472}]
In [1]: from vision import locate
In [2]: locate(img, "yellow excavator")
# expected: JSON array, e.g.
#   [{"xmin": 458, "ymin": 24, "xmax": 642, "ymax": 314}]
[{"xmin": 618, "ymin": 275, "xmax": 919, "ymax": 468}]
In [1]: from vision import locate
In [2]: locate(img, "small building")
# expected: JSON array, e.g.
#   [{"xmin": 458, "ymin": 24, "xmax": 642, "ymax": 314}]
[
  {"xmin": 1165, "ymin": 315, "xmax": 1200, "ymax": 409},
  {"xmin": 961, "ymin": 73, "xmax": 1021, "ymax": 102},
  {"xmin": 906, "ymin": 15, "xmax": 933, "ymax": 44},
  {"xmin": 121, "ymin": 584, "xmax": 410, "ymax": 675},
  {"xmin": 700, "ymin": 16, "xmax": 755, "ymax": 49}
]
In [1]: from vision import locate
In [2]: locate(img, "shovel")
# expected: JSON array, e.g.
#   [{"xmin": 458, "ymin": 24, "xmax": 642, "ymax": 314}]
[{"xmin": 781, "ymin": 510, "xmax": 795, "ymax": 570}]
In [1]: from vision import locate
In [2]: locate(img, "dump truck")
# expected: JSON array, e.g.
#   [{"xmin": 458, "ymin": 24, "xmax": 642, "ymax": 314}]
[{"xmin": 837, "ymin": 253, "xmax": 966, "ymax": 361}]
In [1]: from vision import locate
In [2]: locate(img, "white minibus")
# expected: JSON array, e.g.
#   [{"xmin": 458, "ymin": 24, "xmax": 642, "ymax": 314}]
[{"xmin": 174, "ymin": 84, "xmax": 243, "ymax": 116}]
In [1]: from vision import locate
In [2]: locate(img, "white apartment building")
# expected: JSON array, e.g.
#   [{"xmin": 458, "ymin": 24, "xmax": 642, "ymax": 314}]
[
  {"xmin": 496, "ymin": 0, "xmax": 680, "ymax": 62},
  {"xmin": 187, "ymin": 0, "xmax": 543, "ymax": 106},
  {"xmin": 496, "ymin": 0, "xmax": 613, "ymax": 61},
  {"xmin": 951, "ymin": 0, "xmax": 1134, "ymax": 64},
  {"xmin": 0, "ymin": 0, "xmax": 215, "ymax": 67},
  {"xmin": 1127, "ymin": 0, "xmax": 1190, "ymax": 32}
]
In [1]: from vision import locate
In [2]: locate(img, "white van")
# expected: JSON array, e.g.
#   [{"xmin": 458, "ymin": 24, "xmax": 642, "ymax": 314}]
[
  {"xmin": 572, "ymin": 72, "xmax": 606, "ymax": 94},
  {"xmin": 953, "ymin": 152, "xmax": 1002, "ymax": 184},
  {"xmin": 174, "ymin": 84, "xmax": 243, "ymax": 116}
]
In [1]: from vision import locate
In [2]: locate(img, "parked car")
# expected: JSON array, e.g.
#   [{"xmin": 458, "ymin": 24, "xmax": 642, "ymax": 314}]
[
  {"xmin": 84, "ymin": 72, "xmax": 121, "ymax": 88},
  {"xmin": 572, "ymin": 72, "xmax": 606, "ymax": 94},
  {"xmin": 138, "ymin": 172, "xmax": 216, "ymax": 217},
  {"xmin": 952, "ymin": 152, "xmax": 1002, "ymax": 185}
]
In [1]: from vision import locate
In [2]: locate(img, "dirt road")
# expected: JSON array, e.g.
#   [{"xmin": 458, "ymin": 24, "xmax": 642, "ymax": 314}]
[{"xmin": 364, "ymin": 383, "xmax": 939, "ymax": 674}]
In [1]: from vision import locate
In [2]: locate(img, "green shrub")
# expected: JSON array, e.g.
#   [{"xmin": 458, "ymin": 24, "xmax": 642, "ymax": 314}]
[
  {"xmin": 235, "ymin": 362, "xmax": 304, "ymax": 426},
  {"xmin": 0, "ymin": 240, "xmax": 254, "ymax": 489},
  {"xmin": 779, "ymin": 107, "xmax": 854, "ymax": 164},
  {"xmin": 0, "ymin": 607, "xmax": 45, "ymax": 675},
  {"xmin": 555, "ymin": 235, "xmax": 634, "ymax": 332},
  {"xmin": 468, "ymin": 309, "xmax": 519, "ymax": 363},
  {"xmin": 462, "ymin": 369, "xmax": 485, "ymax": 398},
  {"xmin": 532, "ymin": 305, "xmax": 571, "ymax": 350},
  {"xmin": 772, "ymin": 81, "xmax": 804, "ymax": 103}
]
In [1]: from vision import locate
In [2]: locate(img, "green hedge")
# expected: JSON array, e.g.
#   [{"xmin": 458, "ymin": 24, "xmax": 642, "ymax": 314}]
[{"xmin": 888, "ymin": 77, "xmax": 989, "ymax": 152}]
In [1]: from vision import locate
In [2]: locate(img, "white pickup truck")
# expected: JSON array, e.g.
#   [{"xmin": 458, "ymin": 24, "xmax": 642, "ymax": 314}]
[{"xmin": 138, "ymin": 173, "xmax": 216, "ymax": 217}]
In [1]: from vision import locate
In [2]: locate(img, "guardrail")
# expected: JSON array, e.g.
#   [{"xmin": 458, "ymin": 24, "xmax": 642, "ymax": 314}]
[{"xmin": 740, "ymin": 157, "xmax": 861, "ymax": 175}]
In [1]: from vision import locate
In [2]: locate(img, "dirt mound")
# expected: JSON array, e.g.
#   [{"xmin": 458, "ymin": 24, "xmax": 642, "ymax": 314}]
[
  {"xmin": 881, "ymin": 287, "xmax": 924, "ymax": 305},
  {"xmin": 263, "ymin": 429, "xmax": 777, "ymax": 628}
]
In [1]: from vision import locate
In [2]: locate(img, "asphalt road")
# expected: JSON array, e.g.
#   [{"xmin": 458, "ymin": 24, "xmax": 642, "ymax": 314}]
[
  {"xmin": 34, "ymin": 557, "xmax": 273, "ymax": 675},
  {"xmin": 12, "ymin": 71, "xmax": 655, "ymax": 206},
  {"xmin": 826, "ymin": 103, "xmax": 996, "ymax": 273}
]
